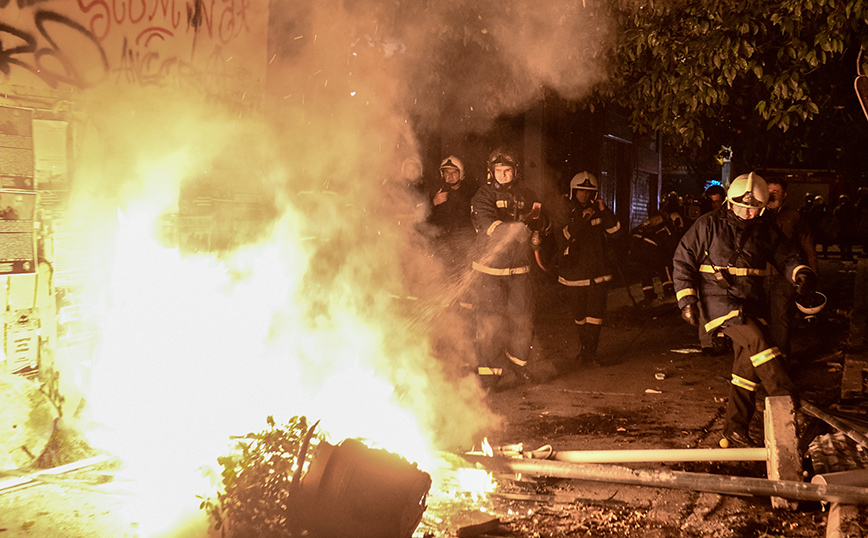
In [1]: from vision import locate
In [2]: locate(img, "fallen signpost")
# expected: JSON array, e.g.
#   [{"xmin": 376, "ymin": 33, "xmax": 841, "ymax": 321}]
[{"xmin": 493, "ymin": 458, "xmax": 868, "ymax": 505}]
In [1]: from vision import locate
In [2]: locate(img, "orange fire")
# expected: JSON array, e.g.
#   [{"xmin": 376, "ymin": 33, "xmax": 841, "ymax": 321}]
[{"xmin": 47, "ymin": 85, "xmax": 498, "ymax": 536}]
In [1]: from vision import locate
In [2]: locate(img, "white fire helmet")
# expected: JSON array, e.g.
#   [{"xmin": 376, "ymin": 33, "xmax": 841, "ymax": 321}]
[
  {"xmin": 570, "ymin": 172, "xmax": 599, "ymax": 199},
  {"xmin": 727, "ymin": 172, "xmax": 769, "ymax": 210},
  {"xmin": 439, "ymin": 156, "xmax": 465, "ymax": 180}
]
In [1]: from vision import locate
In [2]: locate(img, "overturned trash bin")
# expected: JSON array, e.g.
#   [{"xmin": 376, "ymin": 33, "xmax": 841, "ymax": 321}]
[{"xmin": 297, "ymin": 438, "xmax": 432, "ymax": 538}]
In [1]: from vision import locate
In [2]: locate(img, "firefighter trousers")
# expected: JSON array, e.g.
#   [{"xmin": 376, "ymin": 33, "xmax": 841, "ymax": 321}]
[
  {"xmin": 474, "ymin": 272, "xmax": 534, "ymax": 373},
  {"xmin": 720, "ymin": 317, "xmax": 797, "ymax": 437},
  {"xmin": 564, "ymin": 281, "xmax": 608, "ymax": 362}
]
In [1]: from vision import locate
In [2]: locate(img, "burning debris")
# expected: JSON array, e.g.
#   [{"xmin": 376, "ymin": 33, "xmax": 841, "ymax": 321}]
[{"xmin": 202, "ymin": 416, "xmax": 431, "ymax": 538}]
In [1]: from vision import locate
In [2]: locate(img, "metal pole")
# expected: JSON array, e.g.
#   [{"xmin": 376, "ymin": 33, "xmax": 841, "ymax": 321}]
[
  {"xmin": 551, "ymin": 447, "xmax": 768, "ymax": 464},
  {"xmin": 503, "ymin": 458, "xmax": 868, "ymax": 505}
]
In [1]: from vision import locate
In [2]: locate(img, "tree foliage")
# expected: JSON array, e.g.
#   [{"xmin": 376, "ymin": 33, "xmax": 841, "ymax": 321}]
[
  {"xmin": 595, "ymin": 0, "xmax": 868, "ymax": 169},
  {"xmin": 200, "ymin": 415, "xmax": 322, "ymax": 538}
]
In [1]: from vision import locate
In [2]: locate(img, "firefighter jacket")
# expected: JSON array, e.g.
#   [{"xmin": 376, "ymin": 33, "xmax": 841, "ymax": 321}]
[
  {"xmin": 673, "ymin": 206, "xmax": 811, "ymax": 334},
  {"xmin": 428, "ymin": 180, "xmax": 476, "ymax": 238},
  {"xmin": 470, "ymin": 181, "xmax": 540, "ymax": 276},
  {"xmin": 631, "ymin": 211, "xmax": 681, "ymax": 257},
  {"xmin": 556, "ymin": 198, "xmax": 622, "ymax": 286}
]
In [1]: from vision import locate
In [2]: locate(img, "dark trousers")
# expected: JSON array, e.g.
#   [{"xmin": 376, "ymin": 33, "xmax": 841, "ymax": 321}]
[
  {"xmin": 720, "ymin": 317, "xmax": 797, "ymax": 436},
  {"xmin": 766, "ymin": 273, "xmax": 796, "ymax": 359},
  {"xmin": 632, "ymin": 239, "xmax": 673, "ymax": 298},
  {"xmin": 564, "ymin": 281, "xmax": 608, "ymax": 361},
  {"xmin": 475, "ymin": 272, "xmax": 533, "ymax": 369}
]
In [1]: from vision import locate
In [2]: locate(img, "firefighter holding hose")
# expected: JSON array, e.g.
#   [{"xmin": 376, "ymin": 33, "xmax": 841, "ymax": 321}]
[
  {"xmin": 672, "ymin": 172, "xmax": 818, "ymax": 448},
  {"xmin": 470, "ymin": 147, "xmax": 548, "ymax": 388}
]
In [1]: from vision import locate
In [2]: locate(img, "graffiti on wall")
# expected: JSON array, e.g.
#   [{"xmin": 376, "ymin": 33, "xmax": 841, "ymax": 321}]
[{"xmin": 0, "ymin": 0, "xmax": 266, "ymax": 95}]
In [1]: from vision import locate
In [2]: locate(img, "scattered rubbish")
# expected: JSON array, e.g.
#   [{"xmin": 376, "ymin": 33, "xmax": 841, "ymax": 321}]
[
  {"xmin": 670, "ymin": 348, "xmax": 701, "ymax": 354},
  {"xmin": 655, "ymin": 373, "xmax": 666, "ymax": 380},
  {"xmin": 645, "ymin": 389, "xmax": 662, "ymax": 394}
]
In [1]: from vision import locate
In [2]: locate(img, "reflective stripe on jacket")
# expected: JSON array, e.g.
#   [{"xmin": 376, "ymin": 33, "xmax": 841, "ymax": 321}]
[{"xmin": 672, "ymin": 206, "xmax": 809, "ymax": 333}]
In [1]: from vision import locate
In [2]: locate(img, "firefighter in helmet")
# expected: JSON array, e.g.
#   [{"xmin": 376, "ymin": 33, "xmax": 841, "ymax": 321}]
[
  {"xmin": 429, "ymin": 155, "xmax": 475, "ymax": 238},
  {"xmin": 470, "ymin": 148, "xmax": 545, "ymax": 387},
  {"xmin": 428, "ymin": 155, "xmax": 477, "ymax": 308},
  {"xmin": 673, "ymin": 172, "xmax": 818, "ymax": 448},
  {"xmin": 556, "ymin": 171, "xmax": 622, "ymax": 366}
]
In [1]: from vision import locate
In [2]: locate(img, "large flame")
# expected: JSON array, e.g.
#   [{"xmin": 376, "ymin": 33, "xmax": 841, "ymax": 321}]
[{"xmin": 53, "ymin": 83, "xmax": 495, "ymax": 535}]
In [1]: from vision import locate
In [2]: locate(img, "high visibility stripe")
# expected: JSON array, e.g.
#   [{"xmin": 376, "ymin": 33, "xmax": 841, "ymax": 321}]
[
  {"xmin": 586, "ymin": 317, "xmax": 603, "ymax": 325},
  {"xmin": 496, "ymin": 200, "xmax": 509, "ymax": 208},
  {"xmin": 472, "ymin": 262, "xmax": 531, "ymax": 276},
  {"xmin": 575, "ymin": 318, "xmax": 586, "ymax": 325},
  {"xmin": 705, "ymin": 309, "xmax": 740, "ymax": 332},
  {"xmin": 591, "ymin": 218, "xmax": 602, "ymax": 226},
  {"xmin": 676, "ymin": 288, "xmax": 697, "ymax": 301},
  {"xmin": 791, "ymin": 265, "xmax": 810, "ymax": 282},
  {"xmin": 478, "ymin": 367, "xmax": 503, "ymax": 376},
  {"xmin": 595, "ymin": 275, "xmax": 613, "ymax": 283},
  {"xmin": 751, "ymin": 347, "xmax": 781, "ymax": 367},
  {"xmin": 563, "ymin": 226, "xmax": 571, "ymax": 240},
  {"xmin": 487, "ymin": 220, "xmax": 503, "ymax": 236},
  {"xmin": 699, "ymin": 265, "xmax": 770, "ymax": 276},
  {"xmin": 606, "ymin": 222, "xmax": 621, "ymax": 234},
  {"xmin": 731, "ymin": 374, "xmax": 759, "ymax": 391},
  {"xmin": 506, "ymin": 353, "xmax": 527, "ymax": 367}
]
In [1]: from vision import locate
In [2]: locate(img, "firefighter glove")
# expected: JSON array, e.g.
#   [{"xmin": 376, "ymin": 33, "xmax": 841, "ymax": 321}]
[
  {"xmin": 680, "ymin": 302, "xmax": 700, "ymax": 327},
  {"xmin": 794, "ymin": 269, "xmax": 818, "ymax": 297}
]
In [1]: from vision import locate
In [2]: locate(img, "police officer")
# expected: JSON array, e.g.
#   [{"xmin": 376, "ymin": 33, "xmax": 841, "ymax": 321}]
[
  {"xmin": 557, "ymin": 172, "xmax": 622, "ymax": 366},
  {"xmin": 470, "ymin": 148, "xmax": 544, "ymax": 387},
  {"xmin": 673, "ymin": 172, "xmax": 818, "ymax": 447}
]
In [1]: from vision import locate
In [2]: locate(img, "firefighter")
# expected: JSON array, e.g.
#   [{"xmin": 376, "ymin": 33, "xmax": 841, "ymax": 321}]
[
  {"xmin": 631, "ymin": 191, "xmax": 686, "ymax": 305},
  {"xmin": 470, "ymin": 148, "xmax": 545, "ymax": 387},
  {"xmin": 630, "ymin": 209, "xmax": 679, "ymax": 306},
  {"xmin": 557, "ymin": 172, "xmax": 622, "ymax": 366},
  {"xmin": 673, "ymin": 172, "xmax": 818, "ymax": 448},
  {"xmin": 428, "ymin": 155, "xmax": 475, "ymax": 241},
  {"xmin": 428, "ymin": 156, "xmax": 477, "ymax": 308}
]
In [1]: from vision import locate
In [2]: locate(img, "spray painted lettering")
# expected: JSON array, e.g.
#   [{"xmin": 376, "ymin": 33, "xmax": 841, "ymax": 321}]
[
  {"xmin": 76, "ymin": 0, "xmax": 250, "ymax": 44},
  {"xmin": 0, "ymin": 11, "xmax": 109, "ymax": 88},
  {"xmin": 1, "ymin": 0, "xmax": 263, "ymax": 93}
]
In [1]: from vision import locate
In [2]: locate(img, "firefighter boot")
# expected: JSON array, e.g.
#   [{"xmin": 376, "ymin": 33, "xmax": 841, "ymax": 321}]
[
  {"xmin": 476, "ymin": 366, "xmax": 503, "ymax": 392},
  {"xmin": 720, "ymin": 429, "xmax": 759, "ymax": 448},
  {"xmin": 506, "ymin": 352, "xmax": 533, "ymax": 384},
  {"xmin": 640, "ymin": 287, "xmax": 658, "ymax": 307}
]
